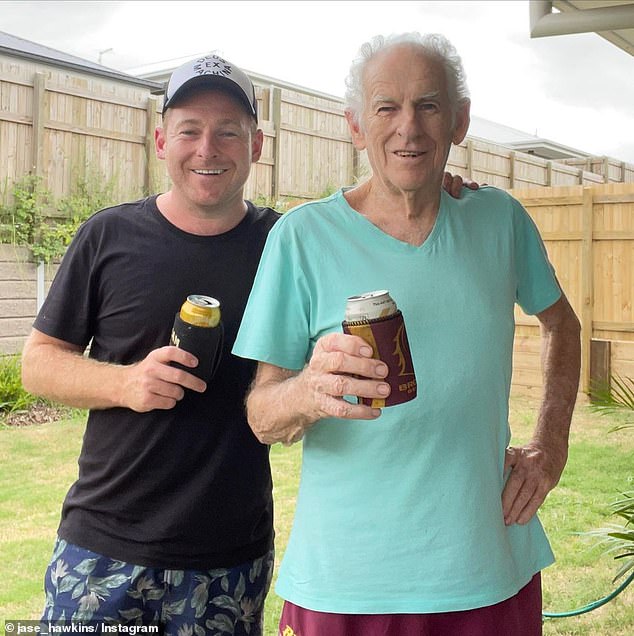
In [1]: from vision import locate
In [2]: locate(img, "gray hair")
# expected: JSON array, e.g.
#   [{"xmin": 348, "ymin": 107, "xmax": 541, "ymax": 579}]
[{"xmin": 344, "ymin": 32, "xmax": 470, "ymax": 123}]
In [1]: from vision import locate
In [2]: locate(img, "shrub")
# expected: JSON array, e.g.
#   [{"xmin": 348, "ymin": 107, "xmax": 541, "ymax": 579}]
[
  {"xmin": 589, "ymin": 375, "xmax": 634, "ymax": 583},
  {"xmin": 0, "ymin": 354, "xmax": 41, "ymax": 414},
  {"xmin": 1, "ymin": 170, "xmax": 119, "ymax": 264}
]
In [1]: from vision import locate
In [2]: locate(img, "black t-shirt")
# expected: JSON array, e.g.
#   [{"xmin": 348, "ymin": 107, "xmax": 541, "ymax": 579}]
[{"xmin": 35, "ymin": 196, "xmax": 280, "ymax": 568}]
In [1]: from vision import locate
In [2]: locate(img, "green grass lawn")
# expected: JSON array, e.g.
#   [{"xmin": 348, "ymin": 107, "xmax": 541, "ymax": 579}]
[{"xmin": 1, "ymin": 395, "xmax": 632, "ymax": 635}]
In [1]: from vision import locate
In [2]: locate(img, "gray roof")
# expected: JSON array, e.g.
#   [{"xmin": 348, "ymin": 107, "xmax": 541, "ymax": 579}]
[
  {"xmin": 468, "ymin": 115, "xmax": 592, "ymax": 160},
  {"xmin": 0, "ymin": 30, "xmax": 162, "ymax": 90}
]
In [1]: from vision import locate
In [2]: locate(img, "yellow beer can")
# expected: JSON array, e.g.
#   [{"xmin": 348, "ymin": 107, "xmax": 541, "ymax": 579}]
[{"xmin": 179, "ymin": 295, "xmax": 221, "ymax": 328}]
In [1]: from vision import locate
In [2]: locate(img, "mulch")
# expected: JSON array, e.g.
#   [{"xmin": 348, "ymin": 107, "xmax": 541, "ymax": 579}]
[{"xmin": 2, "ymin": 404, "xmax": 70, "ymax": 427}]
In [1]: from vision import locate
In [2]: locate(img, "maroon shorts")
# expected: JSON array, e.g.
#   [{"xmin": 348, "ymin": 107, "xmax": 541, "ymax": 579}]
[{"xmin": 278, "ymin": 573, "xmax": 542, "ymax": 636}]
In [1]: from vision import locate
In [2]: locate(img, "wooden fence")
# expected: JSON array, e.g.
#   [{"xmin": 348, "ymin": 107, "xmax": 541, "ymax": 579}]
[
  {"xmin": 509, "ymin": 182, "xmax": 634, "ymax": 399},
  {"xmin": 241, "ymin": 85, "xmax": 357, "ymax": 203},
  {"xmin": 0, "ymin": 64, "xmax": 156, "ymax": 207},
  {"xmin": 446, "ymin": 138, "xmax": 606, "ymax": 190},
  {"xmin": 0, "ymin": 56, "xmax": 356, "ymax": 212},
  {"xmin": 562, "ymin": 156, "xmax": 634, "ymax": 184},
  {"xmin": 2, "ymin": 53, "xmax": 630, "ymax": 218},
  {"xmin": 2, "ymin": 58, "xmax": 633, "ymax": 397}
]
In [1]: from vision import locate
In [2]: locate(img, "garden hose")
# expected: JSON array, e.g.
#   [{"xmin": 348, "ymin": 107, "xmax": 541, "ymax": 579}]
[{"xmin": 542, "ymin": 569, "xmax": 634, "ymax": 619}]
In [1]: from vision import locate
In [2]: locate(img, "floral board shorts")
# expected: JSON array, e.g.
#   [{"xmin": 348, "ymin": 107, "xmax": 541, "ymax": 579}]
[{"xmin": 41, "ymin": 537, "xmax": 274, "ymax": 636}]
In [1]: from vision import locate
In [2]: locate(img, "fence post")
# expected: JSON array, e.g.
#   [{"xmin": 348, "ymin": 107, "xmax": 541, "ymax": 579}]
[
  {"xmin": 466, "ymin": 140, "xmax": 473, "ymax": 180},
  {"xmin": 145, "ymin": 96, "xmax": 159, "ymax": 194},
  {"xmin": 580, "ymin": 187, "xmax": 594, "ymax": 393},
  {"xmin": 590, "ymin": 339, "xmax": 611, "ymax": 401},
  {"xmin": 352, "ymin": 147, "xmax": 360, "ymax": 185},
  {"xmin": 31, "ymin": 72, "xmax": 46, "ymax": 176},
  {"xmin": 271, "ymin": 87, "xmax": 282, "ymax": 200},
  {"xmin": 36, "ymin": 261, "xmax": 45, "ymax": 313}
]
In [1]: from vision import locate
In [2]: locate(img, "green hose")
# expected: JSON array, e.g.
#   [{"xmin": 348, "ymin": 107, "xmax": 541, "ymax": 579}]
[{"xmin": 542, "ymin": 569, "xmax": 634, "ymax": 619}]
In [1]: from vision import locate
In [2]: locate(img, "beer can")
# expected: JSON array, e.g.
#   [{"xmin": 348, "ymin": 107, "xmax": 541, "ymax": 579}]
[
  {"xmin": 170, "ymin": 295, "xmax": 224, "ymax": 382},
  {"xmin": 344, "ymin": 290, "xmax": 397, "ymax": 323},
  {"xmin": 342, "ymin": 290, "xmax": 417, "ymax": 408},
  {"xmin": 179, "ymin": 295, "xmax": 221, "ymax": 328}
]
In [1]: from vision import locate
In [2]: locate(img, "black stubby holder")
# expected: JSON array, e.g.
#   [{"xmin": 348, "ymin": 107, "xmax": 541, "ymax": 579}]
[{"xmin": 169, "ymin": 313, "xmax": 224, "ymax": 382}]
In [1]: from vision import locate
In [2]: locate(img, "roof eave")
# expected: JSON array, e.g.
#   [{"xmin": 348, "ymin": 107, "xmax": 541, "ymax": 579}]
[{"xmin": 0, "ymin": 46, "xmax": 164, "ymax": 91}]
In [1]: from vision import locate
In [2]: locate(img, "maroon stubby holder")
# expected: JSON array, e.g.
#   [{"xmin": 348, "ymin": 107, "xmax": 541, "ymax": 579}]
[{"xmin": 342, "ymin": 291, "xmax": 417, "ymax": 407}]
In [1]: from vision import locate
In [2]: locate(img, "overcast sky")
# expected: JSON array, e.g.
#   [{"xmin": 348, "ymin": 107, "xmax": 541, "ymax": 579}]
[{"xmin": 2, "ymin": 0, "xmax": 633, "ymax": 162}]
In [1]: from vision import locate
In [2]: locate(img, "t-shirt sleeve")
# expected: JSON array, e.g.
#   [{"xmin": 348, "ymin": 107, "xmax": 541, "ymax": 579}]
[
  {"xmin": 233, "ymin": 216, "xmax": 311, "ymax": 370},
  {"xmin": 512, "ymin": 197, "xmax": 562, "ymax": 315},
  {"xmin": 33, "ymin": 221, "xmax": 96, "ymax": 347}
]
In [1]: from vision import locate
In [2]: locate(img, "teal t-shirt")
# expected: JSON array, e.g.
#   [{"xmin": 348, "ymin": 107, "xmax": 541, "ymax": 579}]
[{"xmin": 233, "ymin": 187, "xmax": 562, "ymax": 613}]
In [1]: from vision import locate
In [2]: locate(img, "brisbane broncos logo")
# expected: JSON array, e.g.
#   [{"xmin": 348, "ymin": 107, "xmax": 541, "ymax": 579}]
[{"xmin": 392, "ymin": 323, "xmax": 415, "ymax": 377}]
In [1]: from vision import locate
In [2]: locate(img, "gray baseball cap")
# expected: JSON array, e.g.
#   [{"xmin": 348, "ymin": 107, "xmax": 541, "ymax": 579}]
[{"xmin": 162, "ymin": 54, "xmax": 257, "ymax": 121}]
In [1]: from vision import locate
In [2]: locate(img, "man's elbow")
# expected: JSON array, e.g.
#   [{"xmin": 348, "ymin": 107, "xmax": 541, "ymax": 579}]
[
  {"xmin": 20, "ymin": 367, "xmax": 33, "ymax": 394},
  {"xmin": 20, "ymin": 338, "xmax": 42, "ymax": 395},
  {"xmin": 251, "ymin": 427, "xmax": 277, "ymax": 446},
  {"xmin": 565, "ymin": 303, "xmax": 581, "ymax": 336},
  {"xmin": 247, "ymin": 411, "xmax": 284, "ymax": 445},
  {"xmin": 245, "ymin": 389, "xmax": 304, "ymax": 446},
  {"xmin": 556, "ymin": 307, "xmax": 581, "ymax": 353},
  {"xmin": 247, "ymin": 416, "xmax": 271, "ymax": 445},
  {"xmin": 540, "ymin": 296, "xmax": 581, "ymax": 337},
  {"xmin": 245, "ymin": 390, "xmax": 270, "ymax": 444},
  {"xmin": 554, "ymin": 311, "xmax": 581, "ymax": 348}
]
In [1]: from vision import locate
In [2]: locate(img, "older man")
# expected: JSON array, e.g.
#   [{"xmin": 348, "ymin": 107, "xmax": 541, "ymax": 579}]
[{"xmin": 233, "ymin": 33, "xmax": 580, "ymax": 636}]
